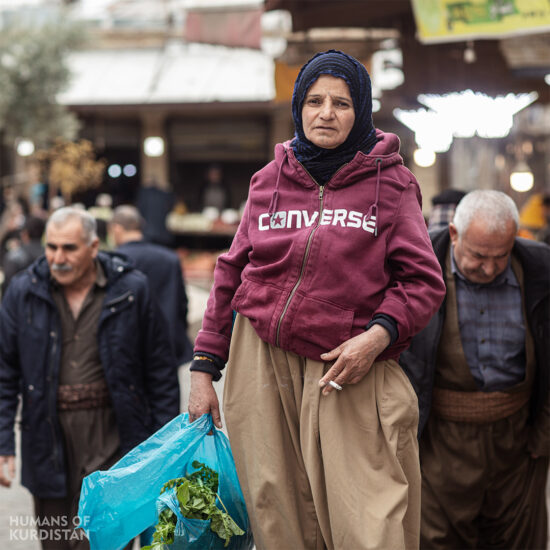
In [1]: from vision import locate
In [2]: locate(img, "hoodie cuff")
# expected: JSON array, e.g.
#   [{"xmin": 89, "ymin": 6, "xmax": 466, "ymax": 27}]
[
  {"xmin": 365, "ymin": 314, "xmax": 398, "ymax": 346},
  {"xmin": 189, "ymin": 351, "xmax": 225, "ymax": 382}
]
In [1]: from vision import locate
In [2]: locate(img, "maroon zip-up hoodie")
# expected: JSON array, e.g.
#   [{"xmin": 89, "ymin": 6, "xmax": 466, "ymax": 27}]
[{"xmin": 195, "ymin": 130, "xmax": 445, "ymax": 363}]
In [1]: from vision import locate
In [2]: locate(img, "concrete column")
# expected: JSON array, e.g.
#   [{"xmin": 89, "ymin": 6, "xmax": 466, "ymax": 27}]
[{"xmin": 141, "ymin": 112, "xmax": 170, "ymax": 190}]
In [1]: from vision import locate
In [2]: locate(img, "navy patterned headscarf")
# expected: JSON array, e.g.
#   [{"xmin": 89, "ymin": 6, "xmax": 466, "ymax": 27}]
[{"xmin": 291, "ymin": 50, "xmax": 378, "ymax": 185}]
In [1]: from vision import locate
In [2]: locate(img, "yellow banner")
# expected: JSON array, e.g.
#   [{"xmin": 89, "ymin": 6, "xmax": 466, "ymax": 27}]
[{"xmin": 411, "ymin": 0, "xmax": 550, "ymax": 43}]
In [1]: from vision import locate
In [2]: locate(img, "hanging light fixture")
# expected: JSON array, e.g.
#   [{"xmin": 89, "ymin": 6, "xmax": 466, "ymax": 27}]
[
  {"xmin": 16, "ymin": 138, "xmax": 35, "ymax": 157},
  {"xmin": 413, "ymin": 148, "xmax": 436, "ymax": 168},
  {"xmin": 463, "ymin": 41, "xmax": 476, "ymax": 64},
  {"xmin": 510, "ymin": 161, "xmax": 534, "ymax": 193},
  {"xmin": 143, "ymin": 136, "xmax": 165, "ymax": 157},
  {"xmin": 394, "ymin": 90, "xmax": 538, "ymax": 151}
]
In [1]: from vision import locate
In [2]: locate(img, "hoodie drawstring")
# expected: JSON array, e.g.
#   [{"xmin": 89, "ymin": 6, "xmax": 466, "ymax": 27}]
[
  {"xmin": 365, "ymin": 158, "xmax": 382, "ymax": 237},
  {"xmin": 270, "ymin": 151, "xmax": 382, "ymax": 236},
  {"xmin": 268, "ymin": 149, "xmax": 288, "ymax": 219}
]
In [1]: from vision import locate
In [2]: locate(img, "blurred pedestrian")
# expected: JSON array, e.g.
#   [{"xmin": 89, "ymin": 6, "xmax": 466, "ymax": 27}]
[
  {"xmin": 201, "ymin": 163, "xmax": 229, "ymax": 215},
  {"xmin": 1, "ymin": 215, "xmax": 46, "ymax": 296},
  {"xmin": 427, "ymin": 188, "xmax": 466, "ymax": 234},
  {"xmin": 517, "ymin": 192, "xmax": 547, "ymax": 240},
  {"xmin": 400, "ymin": 190, "xmax": 549, "ymax": 550},
  {"xmin": 188, "ymin": 50, "xmax": 445, "ymax": 550},
  {"xmin": 110, "ymin": 204, "xmax": 193, "ymax": 365},
  {"xmin": 136, "ymin": 181, "xmax": 175, "ymax": 247},
  {"xmin": 0, "ymin": 189, "xmax": 27, "ymax": 263},
  {"xmin": 0, "ymin": 207, "xmax": 179, "ymax": 550}
]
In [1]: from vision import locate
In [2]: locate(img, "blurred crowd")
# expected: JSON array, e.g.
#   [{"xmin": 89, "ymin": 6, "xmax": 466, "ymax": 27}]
[
  {"xmin": 0, "ymin": 185, "xmax": 168, "ymax": 297},
  {"xmin": 2, "ymin": 182, "xmax": 549, "ymax": 301}
]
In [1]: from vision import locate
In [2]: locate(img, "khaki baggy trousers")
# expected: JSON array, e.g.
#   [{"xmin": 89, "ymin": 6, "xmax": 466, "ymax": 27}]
[{"xmin": 224, "ymin": 315, "xmax": 421, "ymax": 550}]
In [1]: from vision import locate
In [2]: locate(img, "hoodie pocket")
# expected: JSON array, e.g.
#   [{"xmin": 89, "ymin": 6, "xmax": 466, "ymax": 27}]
[
  {"xmin": 284, "ymin": 293, "xmax": 354, "ymax": 358},
  {"xmin": 231, "ymin": 278, "xmax": 283, "ymax": 343}
]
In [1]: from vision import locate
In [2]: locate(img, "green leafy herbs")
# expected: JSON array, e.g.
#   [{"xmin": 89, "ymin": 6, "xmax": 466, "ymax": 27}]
[{"xmin": 142, "ymin": 461, "xmax": 244, "ymax": 549}]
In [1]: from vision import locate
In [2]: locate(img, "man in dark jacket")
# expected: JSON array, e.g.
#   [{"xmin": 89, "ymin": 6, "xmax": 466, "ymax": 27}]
[
  {"xmin": 400, "ymin": 190, "xmax": 549, "ymax": 550},
  {"xmin": 110, "ymin": 204, "xmax": 193, "ymax": 366},
  {"xmin": 0, "ymin": 207, "xmax": 179, "ymax": 549}
]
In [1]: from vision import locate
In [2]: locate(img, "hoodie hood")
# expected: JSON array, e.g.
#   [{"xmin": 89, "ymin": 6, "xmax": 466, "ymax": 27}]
[{"xmin": 276, "ymin": 129, "xmax": 403, "ymax": 187}]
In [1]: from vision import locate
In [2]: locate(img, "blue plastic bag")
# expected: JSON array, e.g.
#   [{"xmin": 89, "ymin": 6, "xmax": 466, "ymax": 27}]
[{"xmin": 77, "ymin": 413, "xmax": 253, "ymax": 550}]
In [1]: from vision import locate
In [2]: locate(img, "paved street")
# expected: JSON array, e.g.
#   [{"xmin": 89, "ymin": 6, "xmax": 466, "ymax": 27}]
[{"xmin": 0, "ymin": 281, "xmax": 548, "ymax": 549}]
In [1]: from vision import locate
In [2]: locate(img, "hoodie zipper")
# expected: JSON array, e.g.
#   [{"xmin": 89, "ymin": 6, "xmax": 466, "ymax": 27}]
[
  {"xmin": 274, "ymin": 157, "xmax": 354, "ymax": 347},
  {"xmin": 276, "ymin": 184, "xmax": 325, "ymax": 347}
]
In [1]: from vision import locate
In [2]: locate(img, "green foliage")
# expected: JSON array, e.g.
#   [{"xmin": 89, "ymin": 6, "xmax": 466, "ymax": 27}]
[
  {"xmin": 142, "ymin": 462, "xmax": 244, "ymax": 550},
  {"xmin": 0, "ymin": 18, "xmax": 86, "ymax": 147},
  {"xmin": 147, "ymin": 508, "xmax": 177, "ymax": 548},
  {"xmin": 186, "ymin": 460, "xmax": 219, "ymax": 493}
]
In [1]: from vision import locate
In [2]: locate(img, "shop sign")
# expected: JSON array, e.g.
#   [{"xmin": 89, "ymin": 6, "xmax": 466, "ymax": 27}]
[{"xmin": 412, "ymin": 0, "xmax": 550, "ymax": 43}]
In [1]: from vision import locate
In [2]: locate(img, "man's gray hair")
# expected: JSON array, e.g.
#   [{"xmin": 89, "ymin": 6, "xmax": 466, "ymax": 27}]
[
  {"xmin": 452, "ymin": 190, "xmax": 519, "ymax": 237},
  {"xmin": 46, "ymin": 207, "xmax": 98, "ymax": 245},
  {"xmin": 111, "ymin": 205, "xmax": 144, "ymax": 232}
]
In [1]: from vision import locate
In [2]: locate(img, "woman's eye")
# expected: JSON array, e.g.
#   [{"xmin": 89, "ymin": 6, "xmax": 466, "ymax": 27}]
[{"xmin": 307, "ymin": 98, "xmax": 321, "ymax": 105}]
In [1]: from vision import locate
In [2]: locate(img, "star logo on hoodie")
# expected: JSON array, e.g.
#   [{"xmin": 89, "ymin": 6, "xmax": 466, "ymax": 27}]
[{"xmin": 270, "ymin": 212, "xmax": 287, "ymax": 229}]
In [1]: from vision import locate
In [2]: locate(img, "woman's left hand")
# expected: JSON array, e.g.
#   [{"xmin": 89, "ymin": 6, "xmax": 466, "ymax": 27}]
[{"xmin": 319, "ymin": 324, "xmax": 391, "ymax": 395}]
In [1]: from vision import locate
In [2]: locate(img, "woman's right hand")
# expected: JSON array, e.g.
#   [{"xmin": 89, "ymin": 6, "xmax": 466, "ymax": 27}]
[{"xmin": 188, "ymin": 371, "xmax": 222, "ymax": 429}]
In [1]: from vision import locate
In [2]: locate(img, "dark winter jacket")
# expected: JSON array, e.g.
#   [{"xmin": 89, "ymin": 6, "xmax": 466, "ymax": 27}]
[
  {"xmin": 0, "ymin": 252, "xmax": 180, "ymax": 497},
  {"xmin": 117, "ymin": 240, "xmax": 193, "ymax": 364},
  {"xmin": 400, "ymin": 230, "xmax": 550, "ymax": 436},
  {"xmin": 195, "ymin": 130, "xmax": 445, "ymax": 363}
]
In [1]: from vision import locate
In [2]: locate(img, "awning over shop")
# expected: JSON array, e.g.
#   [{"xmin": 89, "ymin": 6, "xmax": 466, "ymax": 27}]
[{"xmin": 57, "ymin": 42, "xmax": 275, "ymax": 106}]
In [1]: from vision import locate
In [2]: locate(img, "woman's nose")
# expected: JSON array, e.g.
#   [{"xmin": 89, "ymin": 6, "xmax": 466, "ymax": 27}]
[{"xmin": 319, "ymin": 99, "xmax": 335, "ymax": 118}]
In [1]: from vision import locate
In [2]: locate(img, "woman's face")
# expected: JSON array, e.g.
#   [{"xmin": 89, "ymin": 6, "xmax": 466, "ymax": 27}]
[{"xmin": 302, "ymin": 75, "xmax": 355, "ymax": 149}]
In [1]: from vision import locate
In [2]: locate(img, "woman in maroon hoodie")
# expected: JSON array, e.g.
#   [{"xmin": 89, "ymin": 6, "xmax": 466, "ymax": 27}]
[{"xmin": 188, "ymin": 50, "xmax": 445, "ymax": 550}]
